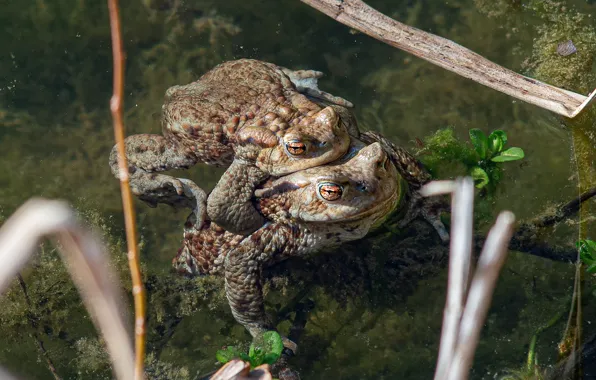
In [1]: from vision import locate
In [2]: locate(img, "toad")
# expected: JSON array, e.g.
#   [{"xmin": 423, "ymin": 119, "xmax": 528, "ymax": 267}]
[
  {"xmin": 172, "ymin": 136, "xmax": 448, "ymax": 346},
  {"xmin": 109, "ymin": 59, "xmax": 358, "ymax": 235}
]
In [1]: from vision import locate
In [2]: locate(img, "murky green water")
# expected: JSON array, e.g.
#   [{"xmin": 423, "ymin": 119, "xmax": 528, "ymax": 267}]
[{"xmin": 1, "ymin": 0, "xmax": 595, "ymax": 378}]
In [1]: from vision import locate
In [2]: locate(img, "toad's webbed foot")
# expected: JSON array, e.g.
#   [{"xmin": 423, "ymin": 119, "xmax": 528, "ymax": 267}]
[
  {"xmin": 207, "ymin": 127, "xmax": 276, "ymax": 236},
  {"xmin": 109, "ymin": 133, "xmax": 204, "ymax": 226},
  {"xmin": 397, "ymin": 192, "xmax": 450, "ymax": 242},
  {"xmin": 282, "ymin": 67, "xmax": 354, "ymax": 108},
  {"xmin": 131, "ymin": 171, "xmax": 207, "ymax": 230}
]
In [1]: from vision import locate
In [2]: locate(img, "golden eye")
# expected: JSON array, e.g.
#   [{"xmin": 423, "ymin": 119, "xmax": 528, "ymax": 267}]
[
  {"xmin": 317, "ymin": 182, "xmax": 343, "ymax": 201},
  {"xmin": 285, "ymin": 140, "xmax": 306, "ymax": 156}
]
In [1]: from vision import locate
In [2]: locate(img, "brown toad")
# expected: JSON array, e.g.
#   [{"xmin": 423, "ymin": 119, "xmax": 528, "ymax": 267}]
[
  {"xmin": 109, "ymin": 59, "xmax": 358, "ymax": 235},
  {"xmin": 172, "ymin": 135, "xmax": 448, "ymax": 346}
]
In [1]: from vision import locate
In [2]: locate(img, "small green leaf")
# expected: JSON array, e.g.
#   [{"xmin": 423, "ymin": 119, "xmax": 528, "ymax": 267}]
[
  {"xmin": 262, "ymin": 331, "xmax": 284, "ymax": 358},
  {"xmin": 249, "ymin": 345, "xmax": 264, "ymax": 367},
  {"xmin": 216, "ymin": 346, "xmax": 240, "ymax": 364},
  {"xmin": 580, "ymin": 248, "xmax": 595, "ymax": 263},
  {"xmin": 491, "ymin": 147, "xmax": 525, "ymax": 162},
  {"xmin": 578, "ymin": 239, "xmax": 596, "ymax": 264},
  {"xmin": 582, "ymin": 239, "xmax": 596, "ymax": 253},
  {"xmin": 469, "ymin": 129, "xmax": 488, "ymax": 159},
  {"xmin": 471, "ymin": 166, "xmax": 489, "ymax": 188},
  {"xmin": 488, "ymin": 130, "xmax": 507, "ymax": 154},
  {"xmin": 587, "ymin": 263, "xmax": 596, "ymax": 274},
  {"xmin": 262, "ymin": 352, "xmax": 281, "ymax": 365},
  {"xmin": 250, "ymin": 331, "xmax": 284, "ymax": 367}
]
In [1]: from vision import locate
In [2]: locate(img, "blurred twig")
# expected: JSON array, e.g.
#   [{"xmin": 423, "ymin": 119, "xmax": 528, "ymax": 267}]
[
  {"xmin": 0, "ymin": 199, "xmax": 135, "ymax": 379},
  {"xmin": 423, "ymin": 178, "xmax": 516, "ymax": 380},
  {"xmin": 107, "ymin": 0, "xmax": 146, "ymax": 378},
  {"xmin": 300, "ymin": 0, "xmax": 596, "ymax": 118},
  {"xmin": 211, "ymin": 360, "xmax": 273, "ymax": 380}
]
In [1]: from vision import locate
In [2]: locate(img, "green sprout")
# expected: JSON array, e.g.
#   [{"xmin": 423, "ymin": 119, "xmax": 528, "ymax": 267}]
[
  {"xmin": 216, "ymin": 331, "xmax": 284, "ymax": 368},
  {"xmin": 577, "ymin": 239, "xmax": 596, "ymax": 273},
  {"xmin": 416, "ymin": 127, "xmax": 525, "ymax": 192},
  {"xmin": 468, "ymin": 129, "xmax": 525, "ymax": 189}
]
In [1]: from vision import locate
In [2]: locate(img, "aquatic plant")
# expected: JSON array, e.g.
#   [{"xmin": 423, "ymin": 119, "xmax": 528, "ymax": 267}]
[
  {"xmin": 216, "ymin": 330, "xmax": 284, "ymax": 368},
  {"xmin": 416, "ymin": 127, "xmax": 525, "ymax": 190},
  {"xmin": 468, "ymin": 129, "xmax": 525, "ymax": 188},
  {"xmin": 578, "ymin": 239, "xmax": 596, "ymax": 274}
]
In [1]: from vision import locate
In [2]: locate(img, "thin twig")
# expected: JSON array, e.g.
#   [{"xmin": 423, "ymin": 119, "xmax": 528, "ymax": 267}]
[
  {"xmin": 300, "ymin": 0, "xmax": 596, "ymax": 118},
  {"xmin": 0, "ymin": 199, "xmax": 134, "ymax": 379},
  {"xmin": 107, "ymin": 0, "xmax": 146, "ymax": 378},
  {"xmin": 17, "ymin": 274, "xmax": 62, "ymax": 380},
  {"xmin": 447, "ymin": 211, "xmax": 516, "ymax": 380}
]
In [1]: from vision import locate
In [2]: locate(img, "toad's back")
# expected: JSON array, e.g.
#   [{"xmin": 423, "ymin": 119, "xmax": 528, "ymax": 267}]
[{"xmin": 162, "ymin": 59, "xmax": 321, "ymax": 166}]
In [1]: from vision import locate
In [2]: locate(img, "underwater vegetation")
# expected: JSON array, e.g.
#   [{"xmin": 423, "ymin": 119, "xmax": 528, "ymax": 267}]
[
  {"xmin": 416, "ymin": 128, "xmax": 525, "ymax": 191},
  {"xmin": 216, "ymin": 331, "xmax": 284, "ymax": 369},
  {"xmin": 578, "ymin": 239, "xmax": 596, "ymax": 274}
]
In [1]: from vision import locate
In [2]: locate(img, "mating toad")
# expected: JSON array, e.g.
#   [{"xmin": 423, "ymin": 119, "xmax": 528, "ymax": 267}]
[
  {"xmin": 172, "ymin": 134, "xmax": 449, "ymax": 347},
  {"xmin": 109, "ymin": 59, "xmax": 358, "ymax": 235}
]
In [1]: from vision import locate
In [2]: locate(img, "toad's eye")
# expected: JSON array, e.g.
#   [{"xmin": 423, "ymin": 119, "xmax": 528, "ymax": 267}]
[
  {"xmin": 285, "ymin": 140, "xmax": 307, "ymax": 156},
  {"xmin": 317, "ymin": 182, "xmax": 343, "ymax": 201}
]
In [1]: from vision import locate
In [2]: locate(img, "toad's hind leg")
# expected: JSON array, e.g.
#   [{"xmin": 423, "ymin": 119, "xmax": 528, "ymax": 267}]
[
  {"xmin": 281, "ymin": 67, "xmax": 354, "ymax": 108},
  {"xmin": 224, "ymin": 236, "xmax": 298, "ymax": 353},
  {"xmin": 109, "ymin": 134, "xmax": 206, "ymax": 227}
]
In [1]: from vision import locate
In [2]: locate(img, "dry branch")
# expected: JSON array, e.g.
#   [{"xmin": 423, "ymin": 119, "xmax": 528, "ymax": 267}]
[
  {"xmin": 432, "ymin": 177, "xmax": 474, "ymax": 378},
  {"xmin": 300, "ymin": 0, "xmax": 596, "ymax": 118},
  {"xmin": 447, "ymin": 211, "xmax": 515, "ymax": 380},
  {"xmin": 423, "ymin": 179, "xmax": 516, "ymax": 380},
  {"xmin": 107, "ymin": 0, "xmax": 146, "ymax": 378},
  {"xmin": 0, "ymin": 199, "xmax": 134, "ymax": 379}
]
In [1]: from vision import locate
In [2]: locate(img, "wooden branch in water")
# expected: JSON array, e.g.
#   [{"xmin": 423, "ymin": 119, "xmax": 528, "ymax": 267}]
[
  {"xmin": 478, "ymin": 186, "xmax": 596, "ymax": 263},
  {"xmin": 300, "ymin": 0, "xmax": 596, "ymax": 118},
  {"xmin": 0, "ymin": 199, "xmax": 134, "ymax": 380},
  {"xmin": 107, "ymin": 0, "xmax": 146, "ymax": 378}
]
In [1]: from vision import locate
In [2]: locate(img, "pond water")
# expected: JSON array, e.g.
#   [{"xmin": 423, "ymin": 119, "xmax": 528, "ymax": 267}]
[{"xmin": 0, "ymin": 0, "xmax": 595, "ymax": 379}]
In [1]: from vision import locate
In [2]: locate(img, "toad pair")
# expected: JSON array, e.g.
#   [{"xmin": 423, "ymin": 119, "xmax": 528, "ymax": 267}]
[{"xmin": 109, "ymin": 59, "xmax": 447, "ymax": 349}]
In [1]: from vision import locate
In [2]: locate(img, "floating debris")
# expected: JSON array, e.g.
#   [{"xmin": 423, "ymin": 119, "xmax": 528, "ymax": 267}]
[{"xmin": 557, "ymin": 40, "xmax": 577, "ymax": 56}]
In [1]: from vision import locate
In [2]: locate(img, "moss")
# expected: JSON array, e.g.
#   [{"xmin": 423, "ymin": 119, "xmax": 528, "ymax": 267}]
[{"xmin": 523, "ymin": 0, "xmax": 596, "ymax": 93}]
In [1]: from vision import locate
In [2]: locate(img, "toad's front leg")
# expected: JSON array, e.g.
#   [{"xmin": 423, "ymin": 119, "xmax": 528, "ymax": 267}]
[
  {"xmin": 109, "ymin": 134, "xmax": 206, "ymax": 226},
  {"xmin": 206, "ymin": 127, "xmax": 278, "ymax": 236}
]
